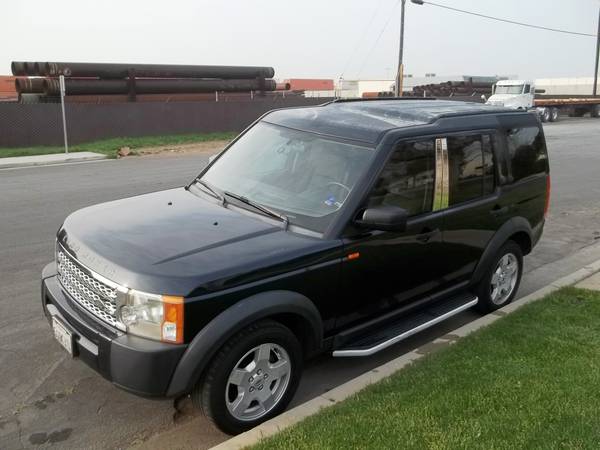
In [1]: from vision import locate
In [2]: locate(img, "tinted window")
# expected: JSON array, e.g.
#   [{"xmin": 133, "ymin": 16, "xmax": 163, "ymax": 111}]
[
  {"xmin": 448, "ymin": 135, "xmax": 495, "ymax": 205},
  {"xmin": 367, "ymin": 140, "xmax": 435, "ymax": 216},
  {"xmin": 506, "ymin": 126, "xmax": 547, "ymax": 181}
]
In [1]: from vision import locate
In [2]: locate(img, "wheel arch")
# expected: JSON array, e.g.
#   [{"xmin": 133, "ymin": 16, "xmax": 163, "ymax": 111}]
[
  {"xmin": 166, "ymin": 290, "xmax": 323, "ymax": 397},
  {"xmin": 471, "ymin": 217, "xmax": 532, "ymax": 286},
  {"xmin": 509, "ymin": 230, "xmax": 532, "ymax": 255}
]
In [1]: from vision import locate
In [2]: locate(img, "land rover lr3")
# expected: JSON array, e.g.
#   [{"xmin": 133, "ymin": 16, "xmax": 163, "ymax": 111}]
[{"xmin": 42, "ymin": 99, "xmax": 550, "ymax": 434}]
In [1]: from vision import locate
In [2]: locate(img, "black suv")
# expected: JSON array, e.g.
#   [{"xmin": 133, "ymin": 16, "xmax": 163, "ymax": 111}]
[{"xmin": 41, "ymin": 99, "xmax": 550, "ymax": 434}]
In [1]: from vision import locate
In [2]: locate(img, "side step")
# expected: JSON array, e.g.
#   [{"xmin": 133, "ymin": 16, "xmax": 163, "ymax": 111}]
[{"xmin": 332, "ymin": 294, "xmax": 478, "ymax": 357}]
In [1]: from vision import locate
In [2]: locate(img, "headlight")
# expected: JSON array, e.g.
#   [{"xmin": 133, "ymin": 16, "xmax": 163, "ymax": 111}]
[{"xmin": 118, "ymin": 290, "xmax": 184, "ymax": 344}]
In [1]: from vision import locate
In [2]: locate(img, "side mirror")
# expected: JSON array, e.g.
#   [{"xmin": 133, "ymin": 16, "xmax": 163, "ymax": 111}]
[{"xmin": 354, "ymin": 205, "xmax": 408, "ymax": 232}]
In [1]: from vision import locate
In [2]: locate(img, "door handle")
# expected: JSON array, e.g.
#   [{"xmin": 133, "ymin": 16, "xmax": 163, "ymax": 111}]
[
  {"xmin": 416, "ymin": 227, "xmax": 438, "ymax": 243},
  {"xmin": 490, "ymin": 205, "xmax": 509, "ymax": 217}
]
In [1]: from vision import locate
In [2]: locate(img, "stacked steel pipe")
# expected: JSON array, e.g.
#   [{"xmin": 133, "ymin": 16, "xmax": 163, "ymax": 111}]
[
  {"xmin": 409, "ymin": 79, "xmax": 497, "ymax": 97},
  {"xmin": 11, "ymin": 61, "xmax": 280, "ymax": 101}
]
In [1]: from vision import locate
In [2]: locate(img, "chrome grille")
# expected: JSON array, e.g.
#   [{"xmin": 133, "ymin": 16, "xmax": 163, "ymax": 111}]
[{"xmin": 56, "ymin": 247, "xmax": 121, "ymax": 328}]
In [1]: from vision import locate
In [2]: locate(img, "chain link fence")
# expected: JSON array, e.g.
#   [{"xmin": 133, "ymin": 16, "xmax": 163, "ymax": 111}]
[{"xmin": 0, "ymin": 94, "xmax": 333, "ymax": 149}]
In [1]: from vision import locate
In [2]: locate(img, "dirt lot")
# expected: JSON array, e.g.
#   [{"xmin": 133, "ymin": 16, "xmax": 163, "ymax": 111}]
[{"xmin": 121, "ymin": 140, "xmax": 230, "ymax": 158}]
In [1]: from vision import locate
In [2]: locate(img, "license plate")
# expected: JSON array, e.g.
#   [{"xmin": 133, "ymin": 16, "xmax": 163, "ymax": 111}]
[{"xmin": 53, "ymin": 317, "xmax": 73, "ymax": 356}]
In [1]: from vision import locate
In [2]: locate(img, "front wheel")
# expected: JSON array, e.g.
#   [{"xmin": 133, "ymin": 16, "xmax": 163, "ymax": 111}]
[
  {"xmin": 193, "ymin": 320, "xmax": 303, "ymax": 435},
  {"xmin": 475, "ymin": 241, "xmax": 523, "ymax": 313}
]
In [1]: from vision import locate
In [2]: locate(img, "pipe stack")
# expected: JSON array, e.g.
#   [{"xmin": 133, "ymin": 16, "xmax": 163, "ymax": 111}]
[
  {"xmin": 409, "ymin": 78, "xmax": 498, "ymax": 97},
  {"xmin": 11, "ymin": 61, "xmax": 278, "ymax": 101}
]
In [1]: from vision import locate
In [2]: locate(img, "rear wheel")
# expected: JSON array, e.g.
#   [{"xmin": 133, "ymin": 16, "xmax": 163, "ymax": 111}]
[
  {"xmin": 475, "ymin": 241, "xmax": 523, "ymax": 313},
  {"xmin": 592, "ymin": 105, "xmax": 600, "ymax": 118},
  {"xmin": 549, "ymin": 107, "xmax": 559, "ymax": 122},
  {"xmin": 192, "ymin": 320, "xmax": 302, "ymax": 435},
  {"xmin": 540, "ymin": 108, "xmax": 550, "ymax": 123}
]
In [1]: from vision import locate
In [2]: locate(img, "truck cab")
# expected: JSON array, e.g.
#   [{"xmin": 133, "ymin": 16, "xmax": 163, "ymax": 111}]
[{"xmin": 486, "ymin": 80, "xmax": 535, "ymax": 110}]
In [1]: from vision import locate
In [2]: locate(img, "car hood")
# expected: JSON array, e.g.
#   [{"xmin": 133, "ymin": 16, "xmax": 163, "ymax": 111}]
[{"xmin": 58, "ymin": 187, "xmax": 339, "ymax": 296}]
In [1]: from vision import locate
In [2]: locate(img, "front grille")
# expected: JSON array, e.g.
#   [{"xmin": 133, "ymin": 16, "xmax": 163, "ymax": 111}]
[{"xmin": 56, "ymin": 247, "xmax": 121, "ymax": 328}]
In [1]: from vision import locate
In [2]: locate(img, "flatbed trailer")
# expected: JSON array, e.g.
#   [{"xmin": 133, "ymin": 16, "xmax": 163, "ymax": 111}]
[
  {"xmin": 534, "ymin": 97, "xmax": 600, "ymax": 120},
  {"xmin": 486, "ymin": 79, "xmax": 600, "ymax": 122}
]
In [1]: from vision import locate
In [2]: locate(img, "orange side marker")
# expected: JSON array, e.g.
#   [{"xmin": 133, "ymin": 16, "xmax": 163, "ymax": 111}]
[{"xmin": 347, "ymin": 252, "xmax": 360, "ymax": 261}]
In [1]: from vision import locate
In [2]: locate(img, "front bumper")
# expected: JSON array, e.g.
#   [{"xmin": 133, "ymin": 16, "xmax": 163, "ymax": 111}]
[{"xmin": 41, "ymin": 262, "xmax": 187, "ymax": 397}]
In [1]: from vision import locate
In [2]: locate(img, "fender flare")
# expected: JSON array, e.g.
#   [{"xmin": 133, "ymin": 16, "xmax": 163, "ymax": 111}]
[
  {"xmin": 471, "ymin": 217, "xmax": 532, "ymax": 285},
  {"xmin": 166, "ymin": 290, "xmax": 323, "ymax": 397}
]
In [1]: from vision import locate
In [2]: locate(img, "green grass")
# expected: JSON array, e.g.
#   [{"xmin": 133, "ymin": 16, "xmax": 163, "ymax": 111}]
[
  {"xmin": 0, "ymin": 131, "xmax": 236, "ymax": 158},
  {"xmin": 254, "ymin": 287, "xmax": 600, "ymax": 450}
]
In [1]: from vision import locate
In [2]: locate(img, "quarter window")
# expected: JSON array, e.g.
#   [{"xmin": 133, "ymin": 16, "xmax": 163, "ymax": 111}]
[
  {"xmin": 367, "ymin": 140, "xmax": 435, "ymax": 216},
  {"xmin": 447, "ymin": 134, "xmax": 495, "ymax": 205},
  {"xmin": 506, "ymin": 126, "xmax": 548, "ymax": 181}
]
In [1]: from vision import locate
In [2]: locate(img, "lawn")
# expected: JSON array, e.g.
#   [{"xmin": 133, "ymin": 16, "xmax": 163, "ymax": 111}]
[
  {"xmin": 0, "ymin": 131, "xmax": 236, "ymax": 158},
  {"xmin": 254, "ymin": 287, "xmax": 600, "ymax": 450}
]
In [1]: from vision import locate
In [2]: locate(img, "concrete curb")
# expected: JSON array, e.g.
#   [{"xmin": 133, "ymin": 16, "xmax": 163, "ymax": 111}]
[
  {"xmin": 0, "ymin": 152, "xmax": 107, "ymax": 169},
  {"xmin": 211, "ymin": 258, "xmax": 600, "ymax": 450}
]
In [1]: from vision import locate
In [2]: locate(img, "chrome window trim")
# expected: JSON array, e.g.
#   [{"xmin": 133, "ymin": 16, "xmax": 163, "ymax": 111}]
[{"xmin": 433, "ymin": 137, "xmax": 449, "ymax": 211}]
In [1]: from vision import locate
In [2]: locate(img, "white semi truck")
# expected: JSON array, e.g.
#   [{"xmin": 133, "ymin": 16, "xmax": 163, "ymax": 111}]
[{"xmin": 486, "ymin": 79, "xmax": 600, "ymax": 122}]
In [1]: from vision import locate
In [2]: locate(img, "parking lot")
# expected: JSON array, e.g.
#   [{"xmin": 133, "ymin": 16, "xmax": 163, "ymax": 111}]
[{"xmin": 1, "ymin": 117, "xmax": 599, "ymax": 449}]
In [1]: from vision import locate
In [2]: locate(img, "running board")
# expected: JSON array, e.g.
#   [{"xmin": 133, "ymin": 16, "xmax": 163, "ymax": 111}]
[{"xmin": 332, "ymin": 294, "xmax": 478, "ymax": 357}]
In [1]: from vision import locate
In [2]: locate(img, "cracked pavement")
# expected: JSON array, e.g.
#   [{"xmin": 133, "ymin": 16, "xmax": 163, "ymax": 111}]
[{"xmin": 1, "ymin": 118, "xmax": 599, "ymax": 449}]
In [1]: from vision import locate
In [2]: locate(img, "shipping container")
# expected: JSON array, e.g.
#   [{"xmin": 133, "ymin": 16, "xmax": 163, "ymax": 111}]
[
  {"xmin": 0, "ymin": 76, "xmax": 17, "ymax": 93},
  {"xmin": 284, "ymin": 78, "xmax": 334, "ymax": 91}
]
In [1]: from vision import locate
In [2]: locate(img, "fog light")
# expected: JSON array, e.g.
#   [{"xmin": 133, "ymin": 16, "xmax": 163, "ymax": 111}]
[{"xmin": 120, "ymin": 305, "xmax": 139, "ymax": 326}]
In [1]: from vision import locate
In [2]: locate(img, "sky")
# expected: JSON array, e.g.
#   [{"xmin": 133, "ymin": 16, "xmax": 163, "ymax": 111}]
[{"xmin": 1, "ymin": 0, "xmax": 598, "ymax": 81}]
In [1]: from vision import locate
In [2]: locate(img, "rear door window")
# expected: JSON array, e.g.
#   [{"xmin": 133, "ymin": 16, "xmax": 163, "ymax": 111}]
[{"xmin": 447, "ymin": 134, "xmax": 495, "ymax": 205}]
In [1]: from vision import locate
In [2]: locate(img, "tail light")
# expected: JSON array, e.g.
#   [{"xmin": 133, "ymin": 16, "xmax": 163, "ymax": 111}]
[{"xmin": 544, "ymin": 175, "xmax": 551, "ymax": 218}]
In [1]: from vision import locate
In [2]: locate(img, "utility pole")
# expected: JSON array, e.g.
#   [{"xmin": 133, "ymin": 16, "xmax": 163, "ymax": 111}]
[
  {"xmin": 395, "ymin": 0, "xmax": 423, "ymax": 97},
  {"xmin": 594, "ymin": 5, "xmax": 600, "ymax": 96},
  {"xmin": 395, "ymin": 0, "xmax": 406, "ymax": 97}
]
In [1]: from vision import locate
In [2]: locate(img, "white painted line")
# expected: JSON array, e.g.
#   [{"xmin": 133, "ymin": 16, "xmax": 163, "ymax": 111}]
[
  {"xmin": 210, "ymin": 258, "xmax": 600, "ymax": 450},
  {"xmin": 0, "ymin": 158, "xmax": 114, "ymax": 172}
]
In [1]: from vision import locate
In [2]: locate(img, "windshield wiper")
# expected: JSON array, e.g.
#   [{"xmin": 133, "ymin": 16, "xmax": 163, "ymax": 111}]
[
  {"xmin": 224, "ymin": 191, "xmax": 289, "ymax": 230},
  {"xmin": 192, "ymin": 178, "xmax": 225, "ymax": 204}
]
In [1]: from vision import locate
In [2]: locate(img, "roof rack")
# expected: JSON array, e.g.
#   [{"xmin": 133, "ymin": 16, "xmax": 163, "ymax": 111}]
[{"xmin": 331, "ymin": 97, "xmax": 437, "ymax": 103}]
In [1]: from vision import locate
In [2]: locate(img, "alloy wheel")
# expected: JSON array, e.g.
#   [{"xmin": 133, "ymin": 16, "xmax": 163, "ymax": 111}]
[
  {"xmin": 225, "ymin": 343, "xmax": 291, "ymax": 421},
  {"xmin": 490, "ymin": 253, "xmax": 519, "ymax": 305}
]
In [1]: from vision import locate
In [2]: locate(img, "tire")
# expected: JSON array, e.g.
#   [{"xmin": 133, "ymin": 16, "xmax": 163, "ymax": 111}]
[
  {"xmin": 192, "ymin": 320, "xmax": 303, "ymax": 435},
  {"xmin": 540, "ymin": 108, "xmax": 550, "ymax": 123},
  {"xmin": 549, "ymin": 108, "xmax": 559, "ymax": 122},
  {"xmin": 475, "ymin": 241, "xmax": 523, "ymax": 313},
  {"xmin": 592, "ymin": 105, "xmax": 600, "ymax": 118}
]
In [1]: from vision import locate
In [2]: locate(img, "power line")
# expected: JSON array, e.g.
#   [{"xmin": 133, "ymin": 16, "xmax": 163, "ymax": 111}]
[
  {"xmin": 356, "ymin": 0, "xmax": 402, "ymax": 79},
  {"xmin": 423, "ymin": 1, "xmax": 596, "ymax": 37},
  {"xmin": 339, "ymin": 0, "xmax": 385, "ymax": 80}
]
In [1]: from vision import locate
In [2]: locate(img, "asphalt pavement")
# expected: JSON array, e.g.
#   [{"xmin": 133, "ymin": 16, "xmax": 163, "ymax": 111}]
[{"xmin": 1, "ymin": 118, "xmax": 599, "ymax": 449}]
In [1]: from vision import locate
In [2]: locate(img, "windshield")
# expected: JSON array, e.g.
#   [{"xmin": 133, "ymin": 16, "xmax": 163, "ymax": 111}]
[
  {"xmin": 494, "ymin": 84, "xmax": 524, "ymax": 95},
  {"xmin": 200, "ymin": 122, "xmax": 375, "ymax": 233}
]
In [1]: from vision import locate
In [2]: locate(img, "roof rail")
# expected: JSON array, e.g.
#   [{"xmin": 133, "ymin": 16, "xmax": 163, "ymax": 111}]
[{"xmin": 331, "ymin": 97, "xmax": 437, "ymax": 103}]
